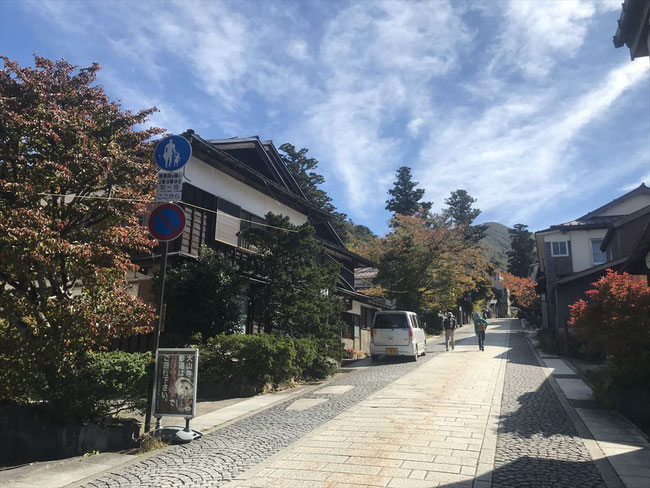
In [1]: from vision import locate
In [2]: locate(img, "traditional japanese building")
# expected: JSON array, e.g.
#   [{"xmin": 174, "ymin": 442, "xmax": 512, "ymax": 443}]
[{"xmin": 127, "ymin": 131, "xmax": 387, "ymax": 353}]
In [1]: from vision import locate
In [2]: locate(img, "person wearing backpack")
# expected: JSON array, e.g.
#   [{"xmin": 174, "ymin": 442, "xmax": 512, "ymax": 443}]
[
  {"xmin": 443, "ymin": 311, "xmax": 457, "ymax": 351},
  {"xmin": 473, "ymin": 312, "xmax": 488, "ymax": 351}
]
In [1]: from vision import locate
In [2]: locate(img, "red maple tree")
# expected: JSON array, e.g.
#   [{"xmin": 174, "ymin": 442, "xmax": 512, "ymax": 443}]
[
  {"xmin": 500, "ymin": 271, "xmax": 537, "ymax": 309},
  {"xmin": 0, "ymin": 57, "xmax": 163, "ymax": 403},
  {"xmin": 568, "ymin": 269, "xmax": 650, "ymax": 364}
]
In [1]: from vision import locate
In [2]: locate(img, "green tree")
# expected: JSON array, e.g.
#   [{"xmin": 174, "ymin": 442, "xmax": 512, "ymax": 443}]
[
  {"xmin": 279, "ymin": 143, "xmax": 347, "ymax": 238},
  {"xmin": 160, "ymin": 246, "xmax": 242, "ymax": 341},
  {"xmin": 385, "ymin": 166, "xmax": 432, "ymax": 217},
  {"xmin": 0, "ymin": 57, "xmax": 161, "ymax": 408},
  {"xmin": 240, "ymin": 213, "xmax": 343, "ymax": 358},
  {"xmin": 444, "ymin": 189, "xmax": 488, "ymax": 243},
  {"xmin": 507, "ymin": 223, "xmax": 535, "ymax": 277},
  {"xmin": 375, "ymin": 215, "xmax": 490, "ymax": 314}
]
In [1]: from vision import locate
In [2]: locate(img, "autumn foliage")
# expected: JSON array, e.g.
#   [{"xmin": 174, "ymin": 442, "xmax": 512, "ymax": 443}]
[
  {"xmin": 500, "ymin": 272, "xmax": 537, "ymax": 309},
  {"xmin": 568, "ymin": 270, "xmax": 650, "ymax": 369},
  {"xmin": 0, "ymin": 57, "xmax": 162, "ymax": 409},
  {"xmin": 373, "ymin": 214, "xmax": 492, "ymax": 313}
]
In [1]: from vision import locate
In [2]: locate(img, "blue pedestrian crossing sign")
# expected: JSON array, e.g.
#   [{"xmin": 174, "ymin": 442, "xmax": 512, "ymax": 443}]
[{"xmin": 154, "ymin": 135, "xmax": 192, "ymax": 171}]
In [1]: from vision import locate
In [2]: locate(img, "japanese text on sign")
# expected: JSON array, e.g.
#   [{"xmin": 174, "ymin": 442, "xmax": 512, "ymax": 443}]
[
  {"xmin": 153, "ymin": 348, "xmax": 198, "ymax": 418},
  {"xmin": 155, "ymin": 171, "xmax": 183, "ymax": 202}
]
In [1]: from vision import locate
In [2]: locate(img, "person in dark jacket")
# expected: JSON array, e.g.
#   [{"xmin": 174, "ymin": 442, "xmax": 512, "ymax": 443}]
[
  {"xmin": 443, "ymin": 312, "xmax": 457, "ymax": 351},
  {"xmin": 473, "ymin": 312, "xmax": 488, "ymax": 351}
]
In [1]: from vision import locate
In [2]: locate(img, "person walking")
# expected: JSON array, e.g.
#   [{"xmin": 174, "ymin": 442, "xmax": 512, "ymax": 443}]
[
  {"xmin": 473, "ymin": 312, "xmax": 488, "ymax": 351},
  {"xmin": 443, "ymin": 312, "xmax": 457, "ymax": 351}
]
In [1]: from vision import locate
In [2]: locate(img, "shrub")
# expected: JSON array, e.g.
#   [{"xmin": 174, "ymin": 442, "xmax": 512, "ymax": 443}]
[
  {"xmin": 50, "ymin": 351, "xmax": 151, "ymax": 423},
  {"xmin": 0, "ymin": 340, "xmax": 151, "ymax": 424},
  {"xmin": 199, "ymin": 334, "xmax": 336, "ymax": 393},
  {"xmin": 569, "ymin": 270, "xmax": 650, "ymax": 427}
]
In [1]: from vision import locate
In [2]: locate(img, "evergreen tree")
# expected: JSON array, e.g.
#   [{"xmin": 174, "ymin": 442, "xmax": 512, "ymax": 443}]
[
  {"xmin": 279, "ymin": 143, "xmax": 347, "ymax": 238},
  {"xmin": 240, "ymin": 213, "xmax": 343, "ymax": 356},
  {"xmin": 160, "ymin": 246, "xmax": 242, "ymax": 341},
  {"xmin": 385, "ymin": 166, "xmax": 432, "ymax": 217},
  {"xmin": 444, "ymin": 189, "xmax": 488, "ymax": 243},
  {"xmin": 507, "ymin": 224, "xmax": 536, "ymax": 277}
]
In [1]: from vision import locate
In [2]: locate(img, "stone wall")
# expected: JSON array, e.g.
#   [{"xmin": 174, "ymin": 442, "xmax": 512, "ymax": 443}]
[{"xmin": 0, "ymin": 406, "xmax": 139, "ymax": 465}]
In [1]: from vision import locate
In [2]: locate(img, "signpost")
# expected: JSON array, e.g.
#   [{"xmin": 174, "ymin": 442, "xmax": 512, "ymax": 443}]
[
  {"xmin": 153, "ymin": 349, "xmax": 198, "ymax": 418},
  {"xmin": 153, "ymin": 135, "xmax": 192, "ymax": 171},
  {"xmin": 147, "ymin": 203, "xmax": 186, "ymax": 242},
  {"xmin": 144, "ymin": 134, "xmax": 193, "ymax": 436},
  {"xmin": 156, "ymin": 171, "xmax": 184, "ymax": 202},
  {"xmin": 153, "ymin": 135, "xmax": 190, "ymax": 203}
]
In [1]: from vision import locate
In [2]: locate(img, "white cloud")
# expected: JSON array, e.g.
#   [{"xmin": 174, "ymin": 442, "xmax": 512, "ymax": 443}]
[
  {"xmin": 287, "ymin": 39, "xmax": 309, "ymax": 60},
  {"xmin": 285, "ymin": 1, "xmax": 472, "ymax": 216},
  {"xmin": 489, "ymin": 0, "xmax": 597, "ymax": 78},
  {"xmin": 418, "ymin": 61, "xmax": 649, "ymax": 225}
]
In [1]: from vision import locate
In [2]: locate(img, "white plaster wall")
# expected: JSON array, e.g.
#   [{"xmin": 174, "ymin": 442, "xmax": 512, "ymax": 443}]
[
  {"xmin": 598, "ymin": 194, "xmax": 650, "ymax": 216},
  {"xmin": 543, "ymin": 231, "xmax": 569, "ymax": 243},
  {"xmin": 184, "ymin": 156, "xmax": 308, "ymax": 225},
  {"xmin": 569, "ymin": 229, "xmax": 608, "ymax": 272}
]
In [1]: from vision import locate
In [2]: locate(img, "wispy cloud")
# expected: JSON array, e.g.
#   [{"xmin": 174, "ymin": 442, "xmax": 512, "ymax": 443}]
[{"xmin": 13, "ymin": 0, "xmax": 648, "ymax": 233}]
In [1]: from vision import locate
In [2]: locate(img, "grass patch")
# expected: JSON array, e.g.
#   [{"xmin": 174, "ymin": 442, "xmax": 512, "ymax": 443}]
[{"xmin": 137, "ymin": 433, "xmax": 168, "ymax": 454}]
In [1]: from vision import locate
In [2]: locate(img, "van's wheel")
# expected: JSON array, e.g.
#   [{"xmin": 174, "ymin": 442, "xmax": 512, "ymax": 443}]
[{"xmin": 411, "ymin": 346, "xmax": 418, "ymax": 362}]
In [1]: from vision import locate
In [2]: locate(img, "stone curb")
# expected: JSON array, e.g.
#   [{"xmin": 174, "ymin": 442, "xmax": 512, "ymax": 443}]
[
  {"xmin": 2, "ymin": 374, "xmax": 343, "ymax": 488},
  {"xmin": 525, "ymin": 336, "xmax": 625, "ymax": 488}
]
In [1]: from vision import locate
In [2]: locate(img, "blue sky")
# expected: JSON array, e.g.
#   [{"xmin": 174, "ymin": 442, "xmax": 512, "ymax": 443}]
[{"xmin": 2, "ymin": 0, "xmax": 648, "ymax": 235}]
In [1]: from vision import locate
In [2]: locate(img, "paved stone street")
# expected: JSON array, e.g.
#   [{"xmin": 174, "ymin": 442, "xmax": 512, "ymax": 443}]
[
  {"xmin": 492, "ymin": 326, "xmax": 605, "ymax": 487},
  {"xmin": 74, "ymin": 319, "xmax": 619, "ymax": 488},
  {"xmin": 79, "ymin": 337, "xmax": 439, "ymax": 488}
]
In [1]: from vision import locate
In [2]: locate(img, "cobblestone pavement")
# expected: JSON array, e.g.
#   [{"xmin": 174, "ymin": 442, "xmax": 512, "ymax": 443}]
[
  {"xmin": 80, "ymin": 343, "xmax": 441, "ymax": 488},
  {"xmin": 492, "ymin": 324, "xmax": 606, "ymax": 487}
]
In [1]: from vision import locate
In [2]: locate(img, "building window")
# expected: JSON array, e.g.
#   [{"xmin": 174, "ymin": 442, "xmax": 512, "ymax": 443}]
[
  {"xmin": 239, "ymin": 210, "xmax": 264, "ymax": 251},
  {"xmin": 551, "ymin": 241, "xmax": 569, "ymax": 256},
  {"xmin": 360, "ymin": 306, "xmax": 375, "ymax": 329},
  {"xmin": 341, "ymin": 312, "xmax": 359, "ymax": 339},
  {"xmin": 591, "ymin": 239, "xmax": 606, "ymax": 265},
  {"xmin": 215, "ymin": 211, "xmax": 239, "ymax": 246}
]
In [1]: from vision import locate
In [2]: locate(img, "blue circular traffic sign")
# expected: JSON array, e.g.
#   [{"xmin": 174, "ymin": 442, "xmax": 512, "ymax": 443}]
[
  {"xmin": 154, "ymin": 135, "xmax": 192, "ymax": 171},
  {"xmin": 148, "ymin": 203, "xmax": 186, "ymax": 241}
]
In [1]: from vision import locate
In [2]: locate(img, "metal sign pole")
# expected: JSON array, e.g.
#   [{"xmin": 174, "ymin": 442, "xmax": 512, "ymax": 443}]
[{"xmin": 144, "ymin": 240, "xmax": 169, "ymax": 433}]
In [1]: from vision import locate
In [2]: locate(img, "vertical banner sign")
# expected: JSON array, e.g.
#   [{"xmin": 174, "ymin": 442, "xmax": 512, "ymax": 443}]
[{"xmin": 153, "ymin": 348, "xmax": 199, "ymax": 418}]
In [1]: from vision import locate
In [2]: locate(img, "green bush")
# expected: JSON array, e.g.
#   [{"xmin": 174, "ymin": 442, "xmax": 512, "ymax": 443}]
[
  {"xmin": 199, "ymin": 334, "xmax": 336, "ymax": 393},
  {"xmin": 537, "ymin": 328, "xmax": 557, "ymax": 355},
  {"xmin": 53, "ymin": 351, "xmax": 151, "ymax": 423},
  {"xmin": 293, "ymin": 337, "xmax": 337, "ymax": 379}
]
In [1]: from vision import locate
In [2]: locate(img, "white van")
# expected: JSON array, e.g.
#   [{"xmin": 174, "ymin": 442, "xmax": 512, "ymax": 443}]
[{"xmin": 370, "ymin": 311, "xmax": 427, "ymax": 362}]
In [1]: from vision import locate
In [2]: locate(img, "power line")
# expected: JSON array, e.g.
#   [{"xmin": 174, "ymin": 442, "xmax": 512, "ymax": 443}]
[{"xmin": 34, "ymin": 192, "xmax": 299, "ymax": 233}]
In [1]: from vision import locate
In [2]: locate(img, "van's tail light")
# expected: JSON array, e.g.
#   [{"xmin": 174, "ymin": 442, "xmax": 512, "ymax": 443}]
[
  {"xmin": 408, "ymin": 326, "xmax": 414, "ymax": 343},
  {"xmin": 371, "ymin": 328, "xmax": 376, "ymax": 344}
]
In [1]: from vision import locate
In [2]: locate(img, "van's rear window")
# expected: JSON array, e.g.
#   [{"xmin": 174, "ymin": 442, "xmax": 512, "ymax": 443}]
[{"xmin": 373, "ymin": 314, "xmax": 409, "ymax": 329}]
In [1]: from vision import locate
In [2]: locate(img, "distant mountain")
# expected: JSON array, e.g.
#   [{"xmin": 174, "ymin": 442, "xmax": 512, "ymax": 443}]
[{"xmin": 480, "ymin": 222, "xmax": 511, "ymax": 270}]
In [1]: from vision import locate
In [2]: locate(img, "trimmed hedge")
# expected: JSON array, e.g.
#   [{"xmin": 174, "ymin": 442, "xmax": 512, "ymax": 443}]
[
  {"xmin": 50, "ymin": 351, "xmax": 152, "ymax": 423},
  {"xmin": 198, "ymin": 334, "xmax": 336, "ymax": 394},
  {"xmin": 0, "ymin": 350, "xmax": 151, "ymax": 424}
]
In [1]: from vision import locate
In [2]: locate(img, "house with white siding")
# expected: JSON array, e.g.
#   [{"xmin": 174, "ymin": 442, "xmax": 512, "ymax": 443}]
[
  {"xmin": 535, "ymin": 184, "xmax": 650, "ymax": 330},
  {"xmin": 127, "ymin": 131, "xmax": 387, "ymax": 354}
]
